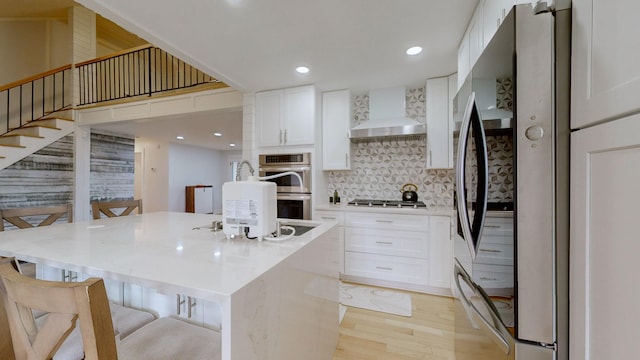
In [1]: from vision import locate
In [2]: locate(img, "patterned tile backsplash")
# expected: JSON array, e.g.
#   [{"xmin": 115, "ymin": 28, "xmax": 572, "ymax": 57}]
[
  {"xmin": 326, "ymin": 86, "xmax": 514, "ymax": 207},
  {"xmin": 327, "ymin": 140, "xmax": 455, "ymax": 207}
]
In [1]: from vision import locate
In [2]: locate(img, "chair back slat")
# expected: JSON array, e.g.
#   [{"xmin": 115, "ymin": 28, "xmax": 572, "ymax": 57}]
[
  {"xmin": 92, "ymin": 199, "xmax": 142, "ymax": 220},
  {"xmin": 0, "ymin": 204, "xmax": 73, "ymax": 232}
]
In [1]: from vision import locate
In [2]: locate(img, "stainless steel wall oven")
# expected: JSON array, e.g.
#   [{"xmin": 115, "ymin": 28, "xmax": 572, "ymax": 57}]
[{"xmin": 259, "ymin": 153, "xmax": 311, "ymax": 220}]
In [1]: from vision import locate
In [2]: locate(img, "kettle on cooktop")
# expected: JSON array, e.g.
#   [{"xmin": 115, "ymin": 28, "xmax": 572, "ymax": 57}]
[{"xmin": 400, "ymin": 183, "xmax": 418, "ymax": 202}]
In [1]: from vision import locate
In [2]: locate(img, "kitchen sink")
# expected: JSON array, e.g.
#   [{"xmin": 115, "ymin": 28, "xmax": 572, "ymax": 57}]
[{"xmin": 279, "ymin": 224, "xmax": 316, "ymax": 236}]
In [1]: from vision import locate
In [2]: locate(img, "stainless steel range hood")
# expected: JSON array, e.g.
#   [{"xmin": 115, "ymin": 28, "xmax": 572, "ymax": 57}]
[{"xmin": 349, "ymin": 87, "xmax": 426, "ymax": 143}]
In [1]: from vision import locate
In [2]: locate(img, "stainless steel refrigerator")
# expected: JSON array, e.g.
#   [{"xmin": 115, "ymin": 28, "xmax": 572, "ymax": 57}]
[{"xmin": 453, "ymin": 3, "xmax": 570, "ymax": 359}]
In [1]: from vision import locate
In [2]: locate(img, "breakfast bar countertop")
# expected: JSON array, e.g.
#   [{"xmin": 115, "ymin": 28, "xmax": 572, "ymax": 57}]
[
  {"xmin": 0, "ymin": 211, "xmax": 335, "ymax": 302},
  {"xmin": 0, "ymin": 211, "xmax": 340, "ymax": 360}
]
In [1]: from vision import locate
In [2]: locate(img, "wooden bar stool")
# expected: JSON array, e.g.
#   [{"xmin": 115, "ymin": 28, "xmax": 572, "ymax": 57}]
[{"xmin": 0, "ymin": 258, "xmax": 221, "ymax": 360}]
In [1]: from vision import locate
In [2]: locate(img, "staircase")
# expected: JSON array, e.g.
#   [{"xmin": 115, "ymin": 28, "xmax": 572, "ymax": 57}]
[
  {"xmin": 0, "ymin": 46, "xmax": 224, "ymax": 171},
  {"xmin": 0, "ymin": 114, "xmax": 74, "ymax": 171}
]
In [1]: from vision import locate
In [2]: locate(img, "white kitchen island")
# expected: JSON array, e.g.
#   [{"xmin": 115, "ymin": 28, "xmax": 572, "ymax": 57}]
[{"xmin": 0, "ymin": 212, "xmax": 340, "ymax": 360}]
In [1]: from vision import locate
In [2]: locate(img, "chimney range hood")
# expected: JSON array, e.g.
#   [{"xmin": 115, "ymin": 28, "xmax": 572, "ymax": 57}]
[{"xmin": 349, "ymin": 87, "xmax": 426, "ymax": 143}]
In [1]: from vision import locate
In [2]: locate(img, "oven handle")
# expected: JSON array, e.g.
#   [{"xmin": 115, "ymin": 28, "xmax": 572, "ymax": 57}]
[
  {"xmin": 454, "ymin": 260, "xmax": 512, "ymax": 355},
  {"xmin": 276, "ymin": 193, "xmax": 311, "ymax": 201},
  {"xmin": 259, "ymin": 165, "xmax": 311, "ymax": 173}
]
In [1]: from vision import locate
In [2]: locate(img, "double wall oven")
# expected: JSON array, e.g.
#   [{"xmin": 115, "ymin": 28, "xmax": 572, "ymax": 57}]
[{"xmin": 259, "ymin": 153, "xmax": 311, "ymax": 220}]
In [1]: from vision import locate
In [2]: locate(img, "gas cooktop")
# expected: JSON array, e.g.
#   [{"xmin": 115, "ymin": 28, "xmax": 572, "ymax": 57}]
[{"xmin": 347, "ymin": 199, "xmax": 427, "ymax": 209}]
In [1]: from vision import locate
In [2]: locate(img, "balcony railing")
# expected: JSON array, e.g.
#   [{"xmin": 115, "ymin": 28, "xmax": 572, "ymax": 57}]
[
  {"xmin": 0, "ymin": 65, "xmax": 72, "ymax": 136},
  {"xmin": 76, "ymin": 45, "xmax": 224, "ymax": 106}
]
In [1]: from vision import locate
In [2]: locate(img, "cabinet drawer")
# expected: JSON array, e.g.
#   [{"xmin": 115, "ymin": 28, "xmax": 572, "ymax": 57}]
[
  {"xmin": 475, "ymin": 242, "xmax": 513, "ymax": 266},
  {"xmin": 482, "ymin": 216, "xmax": 514, "ymax": 244},
  {"xmin": 345, "ymin": 252, "xmax": 428, "ymax": 285},
  {"xmin": 314, "ymin": 210, "xmax": 344, "ymax": 226},
  {"xmin": 345, "ymin": 227, "xmax": 427, "ymax": 259},
  {"xmin": 472, "ymin": 263, "xmax": 513, "ymax": 290},
  {"xmin": 346, "ymin": 212, "xmax": 428, "ymax": 232}
]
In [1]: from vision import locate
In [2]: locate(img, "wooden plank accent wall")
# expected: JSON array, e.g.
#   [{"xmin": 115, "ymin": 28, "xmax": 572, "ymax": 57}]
[
  {"xmin": 90, "ymin": 131, "xmax": 134, "ymax": 202},
  {"xmin": 0, "ymin": 134, "xmax": 74, "ymax": 209},
  {"xmin": 0, "ymin": 130, "xmax": 135, "ymax": 230}
]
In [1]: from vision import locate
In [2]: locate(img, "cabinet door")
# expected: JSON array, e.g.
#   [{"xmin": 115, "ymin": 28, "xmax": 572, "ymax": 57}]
[
  {"xmin": 457, "ymin": 31, "xmax": 470, "ymax": 91},
  {"xmin": 468, "ymin": 4, "xmax": 484, "ymax": 66},
  {"xmin": 322, "ymin": 90, "xmax": 351, "ymax": 170},
  {"xmin": 426, "ymin": 77, "xmax": 452, "ymax": 169},
  {"xmin": 428, "ymin": 216, "xmax": 451, "ymax": 289},
  {"xmin": 570, "ymin": 114, "xmax": 640, "ymax": 360},
  {"xmin": 572, "ymin": 0, "xmax": 640, "ymax": 129},
  {"xmin": 284, "ymin": 85, "xmax": 315, "ymax": 145},
  {"xmin": 482, "ymin": 0, "xmax": 501, "ymax": 46},
  {"xmin": 256, "ymin": 89, "xmax": 285, "ymax": 147}
]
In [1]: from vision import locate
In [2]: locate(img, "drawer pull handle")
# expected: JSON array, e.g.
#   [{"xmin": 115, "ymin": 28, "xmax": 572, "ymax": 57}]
[
  {"xmin": 484, "ymin": 225, "xmax": 501, "ymax": 229},
  {"xmin": 479, "ymin": 248, "xmax": 501, "ymax": 253},
  {"xmin": 376, "ymin": 266, "xmax": 393, "ymax": 271},
  {"xmin": 375, "ymin": 241, "xmax": 393, "ymax": 245},
  {"xmin": 375, "ymin": 220, "xmax": 393, "ymax": 223},
  {"xmin": 480, "ymin": 277, "xmax": 498, "ymax": 281},
  {"xmin": 321, "ymin": 216, "xmax": 336, "ymax": 220}
]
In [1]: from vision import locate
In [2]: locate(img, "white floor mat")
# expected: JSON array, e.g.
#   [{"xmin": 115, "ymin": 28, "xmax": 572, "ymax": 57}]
[{"xmin": 339, "ymin": 283, "xmax": 412, "ymax": 317}]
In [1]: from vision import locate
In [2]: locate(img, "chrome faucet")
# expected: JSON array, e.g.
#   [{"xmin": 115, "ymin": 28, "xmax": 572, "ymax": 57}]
[{"xmin": 235, "ymin": 160, "xmax": 255, "ymax": 181}]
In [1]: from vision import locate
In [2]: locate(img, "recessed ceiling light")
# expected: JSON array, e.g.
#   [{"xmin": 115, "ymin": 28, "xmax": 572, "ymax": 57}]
[
  {"xmin": 229, "ymin": 143, "xmax": 236, "ymax": 147},
  {"xmin": 213, "ymin": 132, "xmax": 222, "ymax": 137},
  {"xmin": 176, "ymin": 136, "xmax": 184, "ymax": 140},
  {"xmin": 296, "ymin": 66, "xmax": 310, "ymax": 74},
  {"xmin": 406, "ymin": 46, "xmax": 423, "ymax": 55}
]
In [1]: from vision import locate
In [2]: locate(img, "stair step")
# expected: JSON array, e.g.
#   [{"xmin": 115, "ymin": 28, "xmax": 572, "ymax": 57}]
[{"xmin": 0, "ymin": 134, "xmax": 43, "ymax": 147}]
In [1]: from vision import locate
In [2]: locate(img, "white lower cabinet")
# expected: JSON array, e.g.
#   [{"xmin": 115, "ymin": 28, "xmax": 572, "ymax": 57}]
[
  {"xmin": 345, "ymin": 252, "xmax": 429, "ymax": 285},
  {"xmin": 471, "ymin": 213, "xmax": 514, "ymax": 291},
  {"xmin": 428, "ymin": 216, "xmax": 452, "ymax": 289},
  {"xmin": 314, "ymin": 209, "xmax": 345, "ymax": 274}
]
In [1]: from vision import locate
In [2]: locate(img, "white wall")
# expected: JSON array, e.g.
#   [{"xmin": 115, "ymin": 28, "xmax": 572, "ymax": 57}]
[{"xmin": 168, "ymin": 143, "xmax": 229, "ymax": 213}]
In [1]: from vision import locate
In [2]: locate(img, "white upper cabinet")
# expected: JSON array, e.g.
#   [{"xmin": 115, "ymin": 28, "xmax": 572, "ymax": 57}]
[
  {"xmin": 483, "ymin": 0, "xmax": 513, "ymax": 47},
  {"xmin": 457, "ymin": 29, "xmax": 471, "ymax": 90},
  {"xmin": 458, "ymin": 0, "xmax": 516, "ymax": 90},
  {"xmin": 572, "ymin": 0, "xmax": 640, "ymax": 129},
  {"xmin": 256, "ymin": 85, "xmax": 316, "ymax": 147},
  {"xmin": 322, "ymin": 89, "xmax": 351, "ymax": 170},
  {"xmin": 426, "ymin": 75, "xmax": 455, "ymax": 169},
  {"xmin": 468, "ymin": 5, "xmax": 484, "ymax": 70}
]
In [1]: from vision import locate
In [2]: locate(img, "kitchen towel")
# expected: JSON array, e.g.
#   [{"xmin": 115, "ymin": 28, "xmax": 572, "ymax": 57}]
[{"xmin": 339, "ymin": 283, "xmax": 412, "ymax": 317}]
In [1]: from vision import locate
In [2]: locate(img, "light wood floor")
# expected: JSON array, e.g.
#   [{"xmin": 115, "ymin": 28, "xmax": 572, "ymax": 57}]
[{"xmin": 333, "ymin": 285, "xmax": 455, "ymax": 360}]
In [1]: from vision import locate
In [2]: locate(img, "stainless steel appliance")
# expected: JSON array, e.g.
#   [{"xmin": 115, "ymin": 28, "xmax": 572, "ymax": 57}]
[
  {"xmin": 453, "ymin": 4, "xmax": 570, "ymax": 360},
  {"xmin": 259, "ymin": 153, "xmax": 312, "ymax": 220}
]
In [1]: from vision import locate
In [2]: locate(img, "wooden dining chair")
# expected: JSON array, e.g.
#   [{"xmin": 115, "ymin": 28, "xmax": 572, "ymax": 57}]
[
  {"xmin": 0, "ymin": 204, "xmax": 73, "ymax": 278},
  {"xmin": 91, "ymin": 199, "xmax": 142, "ymax": 220},
  {"xmin": 0, "ymin": 257, "xmax": 221, "ymax": 360},
  {"xmin": 0, "ymin": 204, "xmax": 73, "ymax": 232}
]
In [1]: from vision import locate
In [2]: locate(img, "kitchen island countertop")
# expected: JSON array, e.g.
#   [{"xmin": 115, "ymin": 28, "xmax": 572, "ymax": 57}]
[{"xmin": 0, "ymin": 211, "xmax": 339, "ymax": 360}]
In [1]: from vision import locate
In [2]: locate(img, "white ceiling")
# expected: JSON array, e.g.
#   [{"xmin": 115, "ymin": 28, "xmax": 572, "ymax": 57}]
[
  {"xmin": 75, "ymin": 0, "xmax": 478, "ymax": 94},
  {"xmin": 4, "ymin": 0, "xmax": 479, "ymax": 151}
]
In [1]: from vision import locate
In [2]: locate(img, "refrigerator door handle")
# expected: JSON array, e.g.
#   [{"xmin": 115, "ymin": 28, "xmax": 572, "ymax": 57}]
[
  {"xmin": 455, "ymin": 91, "xmax": 489, "ymax": 259},
  {"xmin": 454, "ymin": 260, "xmax": 512, "ymax": 355}
]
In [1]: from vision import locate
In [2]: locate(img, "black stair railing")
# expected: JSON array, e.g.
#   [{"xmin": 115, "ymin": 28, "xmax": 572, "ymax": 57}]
[
  {"xmin": 0, "ymin": 65, "xmax": 72, "ymax": 136},
  {"xmin": 77, "ymin": 44, "xmax": 224, "ymax": 106}
]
